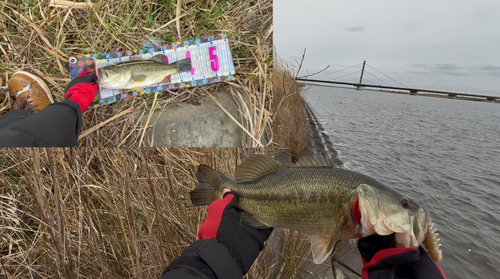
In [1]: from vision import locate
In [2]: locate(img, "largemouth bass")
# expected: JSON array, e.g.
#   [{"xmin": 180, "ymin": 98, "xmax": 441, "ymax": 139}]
[
  {"xmin": 190, "ymin": 155, "xmax": 442, "ymax": 264},
  {"xmin": 97, "ymin": 55, "xmax": 191, "ymax": 90}
]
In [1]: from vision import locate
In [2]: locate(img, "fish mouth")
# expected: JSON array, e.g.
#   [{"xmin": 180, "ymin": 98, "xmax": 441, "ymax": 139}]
[
  {"xmin": 98, "ymin": 68, "xmax": 113, "ymax": 82},
  {"xmin": 98, "ymin": 69, "xmax": 106, "ymax": 80},
  {"xmin": 351, "ymin": 197, "xmax": 362, "ymax": 227}
]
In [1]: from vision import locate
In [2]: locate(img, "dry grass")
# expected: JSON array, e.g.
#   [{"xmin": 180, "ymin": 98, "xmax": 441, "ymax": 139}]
[
  {"xmin": 0, "ymin": 147, "xmax": 316, "ymax": 279},
  {"xmin": 0, "ymin": 63, "xmax": 321, "ymax": 279},
  {"xmin": 0, "ymin": 0, "xmax": 272, "ymax": 147},
  {"xmin": 0, "ymin": 148, "xmax": 242, "ymax": 278},
  {"xmin": 270, "ymin": 56, "xmax": 308, "ymax": 161}
]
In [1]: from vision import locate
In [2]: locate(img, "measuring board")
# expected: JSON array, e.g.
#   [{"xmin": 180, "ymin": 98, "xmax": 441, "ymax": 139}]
[{"xmin": 67, "ymin": 34, "xmax": 235, "ymax": 107}]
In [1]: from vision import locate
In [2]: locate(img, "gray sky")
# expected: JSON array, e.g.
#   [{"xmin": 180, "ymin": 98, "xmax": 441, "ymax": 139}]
[{"xmin": 275, "ymin": 0, "xmax": 500, "ymax": 96}]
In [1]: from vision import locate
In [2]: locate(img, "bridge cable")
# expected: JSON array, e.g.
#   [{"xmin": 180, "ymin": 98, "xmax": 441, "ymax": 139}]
[
  {"xmin": 330, "ymin": 70, "xmax": 361, "ymax": 81},
  {"xmin": 315, "ymin": 63, "xmax": 362, "ymax": 79},
  {"xmin": 364, "ymin": 71, "xmax": 393, "ymax": 87},
  {"xmin": 366, "ymin": 64, "xmax": 408, "ymax": 88}
]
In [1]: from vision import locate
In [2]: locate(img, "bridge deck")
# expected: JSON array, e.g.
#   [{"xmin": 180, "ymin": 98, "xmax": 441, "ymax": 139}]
[{"xmin": 296, "ymin": 78, "xmax": 499, "ymax": 101}]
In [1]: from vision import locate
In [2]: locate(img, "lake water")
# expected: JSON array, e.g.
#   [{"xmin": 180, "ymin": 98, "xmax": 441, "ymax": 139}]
[{"xmin": 304, "ymin": 85, "xmax": 500, "ymax": 279}]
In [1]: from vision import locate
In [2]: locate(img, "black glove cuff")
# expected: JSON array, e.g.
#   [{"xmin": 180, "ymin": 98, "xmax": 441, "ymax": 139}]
[
  {"xmin": 164, "ymin": 240, "xmax": 243, "ymax": 279},
  {"xmin": 164, "ymin": 253, "xmax": 217, "ymax": 279}
]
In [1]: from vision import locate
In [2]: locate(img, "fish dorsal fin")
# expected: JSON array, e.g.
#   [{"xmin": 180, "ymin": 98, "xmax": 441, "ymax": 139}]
[
  {"xmin": 235, "ymin": 154, "xmax": 283, "ymax": 182},
  {"xmin": 293, "ymin": 155, "xmax": 333, "ymax": 168},
  {"xmin": 148, "ymin": 54, "xmax": 168, "ymax": 64},
  {"xmin": 113, "ymin": 60, "xmax": 156, "ymax": 67},
  {"xmin": 113, "ymin": 54, "xmax": 166, "ymax": 67}
]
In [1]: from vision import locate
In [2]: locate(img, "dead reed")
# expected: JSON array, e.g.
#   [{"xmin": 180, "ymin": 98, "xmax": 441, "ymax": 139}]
[
  {"xmin": 0, "ymin": 148, "xmax": 238, "ymax": 278},
  {"xmin": 0, "ymin": 62, "xmax": 318, "ymax": 278},
  {"xmin": 271, "ymin": 56, "xmax": 308, "ymax": 161},
  {"xmin": 0, "ymin": 0, "xmax": 272, "ymax": 147},
  {"xmin": 0, "ymin": 147, "xmax": 313, "ymax": 278}
]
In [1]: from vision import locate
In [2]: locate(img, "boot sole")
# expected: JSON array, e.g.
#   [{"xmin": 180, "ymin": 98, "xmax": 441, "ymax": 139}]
[{"xmin": 11, "ymin": 71, "xmax": 54, "ymax": 104}]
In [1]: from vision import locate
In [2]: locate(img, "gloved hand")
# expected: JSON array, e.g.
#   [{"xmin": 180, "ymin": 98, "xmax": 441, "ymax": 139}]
[
  {"xmin": 358, "ymin": 233, "xmax": 446, "ymax": 279},
  {"xmin": 64, "ymin": 71, "xmax": 98, "ymax": 113},
  {"xmin": 198, "ymin": 192, "xmax": 273, "ymax": 275}
]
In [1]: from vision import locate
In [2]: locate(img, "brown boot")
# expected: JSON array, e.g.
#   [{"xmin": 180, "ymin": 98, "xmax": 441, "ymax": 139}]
[{"xmin": 8, "ymin": 71, "xmax": 54, "ymax": 112}]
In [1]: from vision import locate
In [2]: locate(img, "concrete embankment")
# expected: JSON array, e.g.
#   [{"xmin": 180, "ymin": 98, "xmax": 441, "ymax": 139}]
[{"xmin": 302, "ymin": 102, "xmax": 363, "ymax": 279}]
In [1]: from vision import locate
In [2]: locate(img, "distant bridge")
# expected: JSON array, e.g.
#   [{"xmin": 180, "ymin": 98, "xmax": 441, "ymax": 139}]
[{"xmin": 295, "ymin": 78, "xmax": 499, "ymax": 101}]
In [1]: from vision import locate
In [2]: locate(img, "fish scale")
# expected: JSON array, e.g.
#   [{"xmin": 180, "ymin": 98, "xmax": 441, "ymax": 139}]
[
  {"xmin": 190, "ymin": 154, "xmax": 440, "ymax": 264},
  {"xmin": 220, "ymin": 167, "xmax": 376, "ymax": 236}
]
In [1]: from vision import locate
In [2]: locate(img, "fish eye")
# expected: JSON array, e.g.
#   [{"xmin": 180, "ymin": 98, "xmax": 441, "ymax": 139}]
[{"xmin": 401, "ymin": 198, "xmax": 410, "ymax": 209}]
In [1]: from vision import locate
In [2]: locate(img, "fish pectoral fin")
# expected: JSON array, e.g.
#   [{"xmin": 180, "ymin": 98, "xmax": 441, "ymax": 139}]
[
  {"xmin": 309, "ymin": 215, "xmax": 347, "ymax": 264},
  {"xmin": 240, "ymin": 212, "xmax": 271, "ymax": 229},
  {"xmin": 130, "ymin": 75, "xmax": 148, "ymax": 83},
  {"xmin": 308, "ymin": 235, "xmax": 334, "ymax": 264}
]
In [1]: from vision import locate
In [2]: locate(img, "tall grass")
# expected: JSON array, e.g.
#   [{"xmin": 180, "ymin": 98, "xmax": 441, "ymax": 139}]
[
  {"xmin": 0, "ymin": 63, "xmax": 323, "ymax": 278},
  {"xmin": 0, "ymin": 148, "xmax": 315, "ymax": 278},
  {"xmin": 0, "ymin": 148, "xmax": 238, "ymax": 278},
  {"xmin": 271, "ymin": 56, "xmax": 308, "ymax": 161},
  {"xmin": 0, "ymin": 0, "xmax": 272, "ymax": 147}
]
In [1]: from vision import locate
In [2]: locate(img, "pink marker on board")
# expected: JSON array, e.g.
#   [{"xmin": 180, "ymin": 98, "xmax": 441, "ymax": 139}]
[{"xmin": 208, "ymin": 46, "xmax": 220, "ymax": 72}]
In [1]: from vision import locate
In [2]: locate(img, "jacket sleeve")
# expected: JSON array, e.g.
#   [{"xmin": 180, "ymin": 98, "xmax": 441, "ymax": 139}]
[
  {"xmin": 161, "ymin": 239, "xmax": 243, "ymax": 279},
  {"xmin": 0, "ymin": 100, "xmax": 82, "ymax": 147}
]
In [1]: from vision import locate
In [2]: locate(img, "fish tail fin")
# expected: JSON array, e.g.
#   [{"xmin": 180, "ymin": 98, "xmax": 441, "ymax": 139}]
[
  {"xmin": 190, "ymin": 164, "xmax": 227, "ymax": 206},
  {"xmin": 174, "ymin": 58, "xmax": 192, "ymax": 73}
]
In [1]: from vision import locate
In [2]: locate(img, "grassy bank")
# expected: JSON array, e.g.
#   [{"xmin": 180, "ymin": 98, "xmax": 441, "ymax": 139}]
[
  {"xmin": 0, "ymin": 148, "xmax": 241, "ymax": 278},
  {"xmin": 0, "ymin": 0, "xmax": 272, "ymax": 147},
  {"xmin": 0, "ymin": 64, "xmax": 325, "ymax": 278}
]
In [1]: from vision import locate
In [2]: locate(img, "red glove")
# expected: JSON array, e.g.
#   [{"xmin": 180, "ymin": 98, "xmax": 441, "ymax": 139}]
[
  {"xmin": 64, "ymin": 71, "xmax": 98, "ymax": 113},
  {"xmin": 198, "ymin": 192, "xmax": 273, "ymax": 275},
  {"xmin": 358, "ymin": 234, "xmax": 446, "ymax": 279}
]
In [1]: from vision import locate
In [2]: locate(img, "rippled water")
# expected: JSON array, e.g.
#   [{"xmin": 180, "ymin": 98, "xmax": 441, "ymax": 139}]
[{"xmin": 304, "ymin": 86, "xmax": 500, "ymax": 279}]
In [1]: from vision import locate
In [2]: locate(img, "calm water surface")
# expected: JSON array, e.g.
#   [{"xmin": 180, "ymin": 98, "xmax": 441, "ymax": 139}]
[{"xmin": 305, "ymin": 86, "xmax": 500, "ymax": 279}]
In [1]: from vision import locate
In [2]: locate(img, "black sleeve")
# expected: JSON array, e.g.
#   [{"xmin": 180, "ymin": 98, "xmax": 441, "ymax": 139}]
[
  {"xmin": 161, "ymin": 239, "xmax": 243, "ymax": 279},
  {"xmin": 0, "ymin": 100, "xmax": 82, "ymax": 147}
]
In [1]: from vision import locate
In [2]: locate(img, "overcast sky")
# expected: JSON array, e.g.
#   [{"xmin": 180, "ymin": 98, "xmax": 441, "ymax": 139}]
[{"xmin": 274, "ymin": 0, "xmax": 500, "ymax": 96}]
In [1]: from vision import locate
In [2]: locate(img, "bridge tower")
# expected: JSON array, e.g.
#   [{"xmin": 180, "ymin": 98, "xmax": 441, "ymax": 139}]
[{"xmin": 356, "ymin": 60, "xmax": 366, "ymax": 90}]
